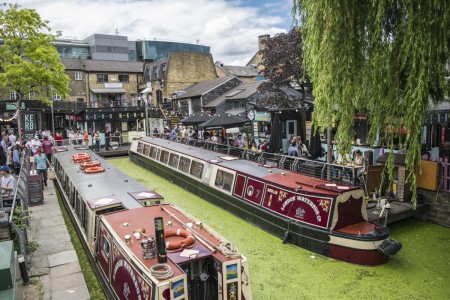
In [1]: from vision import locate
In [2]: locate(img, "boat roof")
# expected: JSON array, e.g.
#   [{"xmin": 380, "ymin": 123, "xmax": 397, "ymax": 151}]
[
  {"xmin": 103, "ymin": 204, "xmax": 235, "ymax": 280},
  {"xmin": 139, "ymin": 137, "xmax": 356, "ymax": 196},
  {"xmin": 54, "ymin": 146, "xmax": 155, "ymax": 209}
]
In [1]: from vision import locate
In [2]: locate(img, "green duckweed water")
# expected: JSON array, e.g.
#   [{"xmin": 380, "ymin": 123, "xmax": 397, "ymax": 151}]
[{"xmin": 110, "ymin": 158, "xmax": 450, "ymax": 300}]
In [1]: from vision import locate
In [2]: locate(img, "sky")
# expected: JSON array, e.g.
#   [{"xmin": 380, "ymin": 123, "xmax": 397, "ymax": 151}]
[{"xmin": 17, "ymin": 0, "xmax": 294, "ymax": 65}]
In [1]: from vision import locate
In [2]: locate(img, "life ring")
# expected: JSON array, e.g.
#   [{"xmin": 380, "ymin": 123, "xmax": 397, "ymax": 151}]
[
  {"xmin": 164, "ymin": 229, "xmax": 196, "ymax": 250},
  {"xmin": 74, "ymin": 157, "xmax": 91, "ymax": 163},
  {"xmin": 73, "ymin": 153, "xmax": 90, "ymax": 159},
  {"xmin": 83, "ymin": 166, "xmax": 105, "ymax": 174},
  {"xmin": 79, "ymin": 161, "xmax": 101, "ymax": 169}
]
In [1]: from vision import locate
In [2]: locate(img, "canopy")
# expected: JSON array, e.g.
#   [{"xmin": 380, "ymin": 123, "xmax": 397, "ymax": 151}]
[
  {"xmin": 268, "ymin": 112, "xmax": 282, "ymax": 153},
  {"xmin": 199, "ymin": 114, "xmax": 250, "ymax": 130},
  {"xmin": 180, "ymin": 113, "xmax": 213, "ymax": 125},
  {"xmin": 90, "ymin": 88, "xmax": 126, "ymax": 94},
  {"xmin": 140, "ymin": 87, "xmax": 152, "ymax": 94},
  {"xmin": 309, "ymin": 125, "xmax": 323, "ymax": 159}
]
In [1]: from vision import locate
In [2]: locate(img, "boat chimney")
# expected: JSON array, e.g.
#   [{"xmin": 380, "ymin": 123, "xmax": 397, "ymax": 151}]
[{"xmin": 154, "ymin": 217, "xmax": 167, "ymax": 263}]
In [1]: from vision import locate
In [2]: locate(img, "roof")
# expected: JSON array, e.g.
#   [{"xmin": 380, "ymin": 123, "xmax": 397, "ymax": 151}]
[
  {"xmin": 203, "ymin": 81, "xmax": 262, "ymax": 108},
  {"xmin": 216, "ymin": 65, "xmax": 259, "ymax": 77},
  {"xmin": 175, "ymin": 76, "xmax": 239, "ymax": 99},
  {"xmin": 61, "ymin": 58, "xmax": 143, "ymax": 72}
]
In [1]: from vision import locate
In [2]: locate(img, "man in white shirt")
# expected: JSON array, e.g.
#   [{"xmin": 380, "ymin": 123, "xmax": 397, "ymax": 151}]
[
  {"xmin": 0, "ymin": 165, "xmax": 16, "ymax": 196},
  {"xmin": 31, "ymin": 136, "xmax": 42, "ymax": 155}
]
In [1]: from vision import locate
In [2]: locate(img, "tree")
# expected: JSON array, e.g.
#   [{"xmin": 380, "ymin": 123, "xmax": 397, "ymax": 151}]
[
  {"xmin": 257, "ymin": 29, "xmax": 312, "ymax": 109},
  {"xmin": 0, "ymin": 3, "xmax": 70, "ymax": 140},
  {"xmin": 293, "ymin": 1, "xmax": 450, "ymax": 205}
]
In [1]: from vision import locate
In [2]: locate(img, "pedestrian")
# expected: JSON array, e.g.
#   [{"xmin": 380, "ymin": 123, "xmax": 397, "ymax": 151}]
[
  {"xmin": 41, "ymin": 136, "xmax": 54, "ymax": 162},
  {"xmin": 55, "ymin": 132, "xmax": 63, "ymax": 146},
  {"xmin": 69, "ymin": 130, "xmax": 76, "ymax": 145},
  {"xmin": 105, "ymin": 126, "xmax": 111, "ymax": 151},
  {"xmin": 83, "ymin": 131, "xmax": 89, "ymax": 147},
  {"xmin": 32, "ymin": 147, "xmax": 51, "ymax": 187},
  {"xmin": 114, "ymin": 129, "xmax": 121, "ymax": 146},
  {"xmin": 0, "ymin": 165, "xmax": 16, "ymax": 196},
  {"xmin": 0, "ymin": 146, "xmax": 6, "ymax": 167},
  {"xmin": 77, "ymin": 131, "xmax": 83, "ymax": 145},
  {"xmin": 93, "ymin": 130, "xmax": 100, "ymax": 151},
  {"xmin": 12, "ymin": 143, "xmax": 21, "ymax": 176}
]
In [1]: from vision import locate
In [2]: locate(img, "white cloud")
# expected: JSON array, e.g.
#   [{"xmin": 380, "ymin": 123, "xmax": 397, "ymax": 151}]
[{"xmin": 17, "ymin": 0, "xmax": 290, "ymax": 65}]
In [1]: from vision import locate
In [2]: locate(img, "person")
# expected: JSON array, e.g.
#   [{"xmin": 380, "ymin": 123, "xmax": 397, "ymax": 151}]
[
  {"xmin": 105, "ymin": 127, "xmax": 111, "ymax": 151},
  {"xmin": 247, "ymin": 134, "xmax": 256, "ymax": 150},
  {"xmin": 31, "ymin": 136, "xmax": 42, "ymax": 155},
  {"xmin": 288, "ymin": 142, "xmax": 300, "ymax": 156},
  {"xmin": 12, "ymin": 143, "xmax": 21, "ymax": 176},
  {"xmin": 0, "ymin": 146, "xmax": 6, "ymax": 167},
  {"xmin": 55, "ymin": 132, "xmax": 63, "ymax": 146},
  {"xmin": 354, "ymin": 149, "xmax": 366, "ymax": 180},
  {"xmin": 83, "ymin": 131, "xmax": 89, "ymax": 147},
  {"xmin": 32, "ymin": 147, "xmax": 51, "ymax": 187},
  {"xmin": 41, "ymin": 136, "xmax": 54, "ymax": 162},
  {"xmin": 69, "ymin": 130, "xmax": 76, "ymax": 145},
  {"xmin": 114, "ymin": 129, "xmax": 121, "ymax": 146},
  {"xmin": 77, "ymin": 131, "xmax": 83, "ymax": 145},
  {"xmin": 8, "ymin": 132, "xmax": 16, "ymax": 145},
  {"xmin": 298, "ymin": 140, "xmax": 309, "ymax": 157},
  {"xmin": 259, "ymin": 140, "xmax": 269, "ymax": 152},
  {"xmin": 93, "ymin": 130, "xmax": 100, "ymax": 151},
  {"xmin": 236, "ymin": 134, "xmax": 245, "ymax": 148},
  {"xmin": 0, "ymin": 165, "xmax": 16, "ymax": 196},
  {"xmin": 170, "ymin": 126, "xmax": 178, "ymax": 141},
  {"xmin": 25, "ymin": 137, "xmax": 33, "ymax": 156}
]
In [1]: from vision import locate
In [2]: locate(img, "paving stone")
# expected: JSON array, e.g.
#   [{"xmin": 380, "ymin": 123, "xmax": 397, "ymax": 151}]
[
  {"xmin": 52, "ymin": 284, "xmax": 90, "ymax": 300},
  {"xmin": 41, "ymin": 274, "xmax": 51, "ymax": 300},
  {"xmin": 37, "ymin": 215, "xmax": 65, "ymax": 227},
  {"xmin": 48, "ymin": 250, "xmax": 78, "ymax": 267},
  {"xmin": 30, "ymin": 209, "xmax": 61, "ymax": 219},
  {"xmin": 34, "ymin": 242, "xmax": 74, "ymax": 256},
  {"xmin": 29, "ymin": 254, "xmax": 49, "ymax": 268},
  {"xmin": 30, "ymin": 203, "xmax": 60, "ymax": 212},
  {"xmin": 28, "ymin": 266, "xmax": 49, "ymax": 277},
  {"xmin": 51, "ymin": 272, "xmax": 87, "ymax": 293},
  {"xmin": 35, "ymin": 231, "xmax": 71, "ymax": 246},
  {"xmin": 50, "ymin": 261, "xmax": 81, "ymax": 278}
]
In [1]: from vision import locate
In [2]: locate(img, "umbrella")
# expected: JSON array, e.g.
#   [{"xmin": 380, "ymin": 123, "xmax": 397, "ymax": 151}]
[
  {"xmin": 199, "ymin": 114, "xmax": 250, "ymax": 130},
  {"xmin": 268, "ymin": 112, "xmax": 283, "ymax": 153},
  {"xmin": 180, "ymin": 113, "xmax": 213, "ymax": 126},
  {"xmin": 309, "ymin": 125, "xmax": 323, "ymax": 159}
]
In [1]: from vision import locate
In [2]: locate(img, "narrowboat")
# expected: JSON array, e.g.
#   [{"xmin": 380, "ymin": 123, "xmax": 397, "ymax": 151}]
[
  {"xmin": 129, "ymin": 137, "xmax": 402, "ymax": 265},
  {"xmin": 53, "ymin": 146, "xmax": 252, "ymax": 300}
]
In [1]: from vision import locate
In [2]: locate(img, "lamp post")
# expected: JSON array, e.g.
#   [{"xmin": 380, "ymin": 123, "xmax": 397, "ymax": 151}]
[
  {"xmin": 144, "ymin": 97, "xmax": 149, "ymax": 136},
  {"xmin": 51, "ymin": 100, "xmax": 55, "ymax": 137}
]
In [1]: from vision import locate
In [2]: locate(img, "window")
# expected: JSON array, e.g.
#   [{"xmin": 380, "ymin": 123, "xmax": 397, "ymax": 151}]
[
  {"xmin": 144, "ymin": 144, "xmax": 151, "ymax": 156},
  {"xmin": 168, "ymin": 153, "xmax": 179, "ymax": 168},
  {"xmin": 75, "ymin": 71, "xmax": 83, "ymax": 80},
  {"xmin": 160, "ymin": 150, "xmax": 169, "ymax": 164},
  {"xmin": 137, "ymin": 142, "xmax": 144, "ymax": 154},
  {"xmin": 150, "ymin": 146, "xmax": 158, "ymax": 159},
  {"xmin": 152, "ymin": 67, "xmax": 158, "ymax": 80},
  {"xmin": 118, "ymin": 75, "xmax": 129, "ymax": 82},
  {"xmin": 215, "ymin": 169, "xmax": 234, "ymax": 192},
  {"xmin": 178, "ymin": 157, "xmax": 191, "ymax": 173},
  {"xmin": 101, "ymin": 236, "xmax": 110, "ymax": 258},
  {"xmin": 161, "ymin": 64, "xmax": 166, "ymax": 78},
  {"xmin": 190, "ymin": 161, "xmax": 204, "ymax": 179},
  {"xmin": 27, "ymin": 88, "xmax": 36, "ymax": 100},
  {"xmin": 97, "ymin": 74, "xmax": 108, "ymax": 82},
  {"xmin": 10, "ymin": 90, "xmax": 18, "ymax": 100},
  {"xmin": 52, "ymin": 89, "xmax": 62, "ymax": 100}
]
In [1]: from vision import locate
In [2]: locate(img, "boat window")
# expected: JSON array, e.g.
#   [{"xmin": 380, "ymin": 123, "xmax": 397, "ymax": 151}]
[
  {"xmin": 160, "ymin": 150, "xmax": 169, "ymax": 164},
  {"xmin": 215, "ymin": 169, "xmax": 234, "ymax": 192},
  {"xmin": 179, "ymin": 156, "xmax": 191, "ymax": 173},
  {"xmin": 190, "ymin": 161, "xmax": 204, "ymax": 179},
  {"xmin": 150, "ymin": 146, "xmax": 158, "ymax": 159},
  {"xmin": 76, "ymin": 194, "xmax": 83, "ymax": 218},
  {"xmin": 169, "ymin": 153, "xmax": 180, "ymax": 168},
  {"xmin": 137, "ymin": 142, "xmax": 144, "ymax": 153},
  {"xmin": 101, "ymin": 236, "xmax": 110, "ymax": 258},
  {"xmin": 144, "ymin": 144, "xmax": 151, "ymax": 156},
  {"xmin": 81, "ymin": 202, "xmax": 88, "ymax": 234}
]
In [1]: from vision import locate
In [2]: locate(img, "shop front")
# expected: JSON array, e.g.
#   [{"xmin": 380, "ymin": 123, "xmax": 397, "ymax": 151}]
[{"xmin": 248, "ymin": 110, "xmax": 271, "ymax": 147}]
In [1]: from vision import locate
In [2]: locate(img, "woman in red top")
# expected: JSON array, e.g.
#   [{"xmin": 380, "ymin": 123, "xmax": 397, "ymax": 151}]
[{"xmin": 55, "ymin": 132, "xmax": 63, "ymax": 146}]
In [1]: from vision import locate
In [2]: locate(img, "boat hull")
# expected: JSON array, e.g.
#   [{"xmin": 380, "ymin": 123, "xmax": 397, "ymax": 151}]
[{"xmin": 130, "ymin": 151, "xmax": 390, "ymax": 265}]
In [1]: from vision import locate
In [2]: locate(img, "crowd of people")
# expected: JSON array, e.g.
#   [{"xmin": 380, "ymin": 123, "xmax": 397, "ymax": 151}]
[{"xmin": 162, "ymin": 125, "xmax": 270, "ymax": 152}]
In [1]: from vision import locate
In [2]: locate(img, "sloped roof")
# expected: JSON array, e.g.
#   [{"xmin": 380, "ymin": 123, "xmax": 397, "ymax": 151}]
[
  {"xmin": 176, "ymin": 76, "xmax": 238, "ymax": 99},
  {"xmin": 203, "ymin": 81, "xmax": 262, "ymax": 108},
  {"xmin": 216, "ymin": 65, "xmax": 259, "ymax": 77},
  {"xmin": 61, "ymin": 58, "xmax": 143, "ymax": 72}
]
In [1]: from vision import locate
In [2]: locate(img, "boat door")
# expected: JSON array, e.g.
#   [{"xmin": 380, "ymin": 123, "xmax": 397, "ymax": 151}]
[
  {"xmin": 220, "ymin": 260, "xmax": 242, "ymax": 300},
  {"xmin": 283, "ymin": 120, "xmax": 298, "ymax": 152}
]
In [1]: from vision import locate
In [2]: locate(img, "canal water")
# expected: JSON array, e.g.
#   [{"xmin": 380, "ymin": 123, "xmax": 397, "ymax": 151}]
[{"xmin": 110, "ymin": 158, "xmax": 450, "ymax": 300}]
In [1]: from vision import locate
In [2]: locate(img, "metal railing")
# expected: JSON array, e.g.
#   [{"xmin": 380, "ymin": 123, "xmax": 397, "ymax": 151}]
[{"xmin": 155, "ymin": 134, "xmax": 363, "ymax": 187}]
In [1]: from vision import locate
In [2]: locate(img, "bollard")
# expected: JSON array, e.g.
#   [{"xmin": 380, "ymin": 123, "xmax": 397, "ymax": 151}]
[{"xmin": 18, "ymin": 254, "xmax": 29, "ymax": 284}]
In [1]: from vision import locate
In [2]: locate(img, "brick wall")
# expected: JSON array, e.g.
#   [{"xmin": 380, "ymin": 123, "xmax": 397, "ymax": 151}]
[{"xmin": 417, "ymin": 188, "xmax": 450, "ymax": 227}]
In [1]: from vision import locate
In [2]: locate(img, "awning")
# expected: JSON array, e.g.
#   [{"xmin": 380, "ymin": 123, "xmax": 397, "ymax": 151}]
[
  {"xmin": 140, "ymin": 87, "xmax": 152, "ymax": 94},
  {"xmin": 90, "ymin": 88, "xmax": 126, "ymax": 94}
]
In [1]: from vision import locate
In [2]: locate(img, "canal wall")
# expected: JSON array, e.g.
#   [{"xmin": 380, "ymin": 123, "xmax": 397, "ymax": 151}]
[{"xmin": 417, "ymin": 188, "xmax": 450, "ymax": 228}]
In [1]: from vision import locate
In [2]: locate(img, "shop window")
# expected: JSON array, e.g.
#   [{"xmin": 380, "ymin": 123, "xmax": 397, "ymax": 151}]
[
  {"xmin": 178, "ymin": 156, "xmax": 191, "ymax": 173},
  {"xmin": 118, "ymin": 75, "xmax": 129, "ymax": 82},
  {"xmin": 190, "ymin": 161, "xmax": 204, "ymax": 179},
  {"xmin": 97, "ymin": 74, "xmax": 108, "ymax": 82},
  {"xmin": 214, "ymin": 169, "xmax": 234, "ymax": 192}
]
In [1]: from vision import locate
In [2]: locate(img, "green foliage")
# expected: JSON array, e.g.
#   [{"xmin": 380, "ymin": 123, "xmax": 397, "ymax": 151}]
[
  {"xmin": 0, "ymin": 3, "xmax": 70, "ymax": 105},
  {"xmin": 11, "ymin": 206, "xmax": 40, "ymax": 254},
  {"xmin": 293, "ymin": 0, "xmax": 450, "ymax": 205}
]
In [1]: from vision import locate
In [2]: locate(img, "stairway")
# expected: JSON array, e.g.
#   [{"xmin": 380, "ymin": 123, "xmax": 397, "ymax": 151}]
[{"xmin": 160, "ymin": 107, "xmax": 180, "ymax": 126}]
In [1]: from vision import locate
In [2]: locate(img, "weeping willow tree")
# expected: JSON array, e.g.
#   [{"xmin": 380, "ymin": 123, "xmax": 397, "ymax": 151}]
[{"xmin": 293, "ymin": 1, "xmax": 450, "ymax": 205}]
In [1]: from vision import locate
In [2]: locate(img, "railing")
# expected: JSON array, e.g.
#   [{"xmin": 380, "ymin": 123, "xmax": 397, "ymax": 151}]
[{"xmin": 155, "ymin": 134, "xmax": 362, "ymax": 187}]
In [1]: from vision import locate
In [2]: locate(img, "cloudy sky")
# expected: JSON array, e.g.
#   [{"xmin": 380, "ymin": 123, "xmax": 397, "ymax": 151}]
[{"xmin": 18, "ymin": 0, "xmax": 294, "ymax": 65}]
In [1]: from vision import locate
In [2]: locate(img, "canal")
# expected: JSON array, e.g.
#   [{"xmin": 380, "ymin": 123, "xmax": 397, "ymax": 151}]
[{"xmin": 110, "ymin": 158, "xmax": 450, "ymax": 300}]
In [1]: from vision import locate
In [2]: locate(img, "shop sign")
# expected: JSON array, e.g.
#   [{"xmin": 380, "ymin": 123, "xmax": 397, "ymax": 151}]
[
  {"xmin": 105, "ymin": 82, "xmax": 123, "ymax": 88},
  {"xmin": 85, "ymin": 113, "xmax": 113, "ymax": 121},
  {"xmin": 23, "ymin": 112, "xmax": 36, "ymax": 138},
  {"xmin": 254, "ymin": 111, "xmax": 271, "ymax": 122},
  {"xmin": 247, "ymin": 110, "xmax": 255, "ymax": 121},
  {"xmin": 117, "ymin": 111, "xmax": 145, "ymax": 120},
  {"xmin": 6, "ymin": 102, "xmax": 25, "ymax": 111}
]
